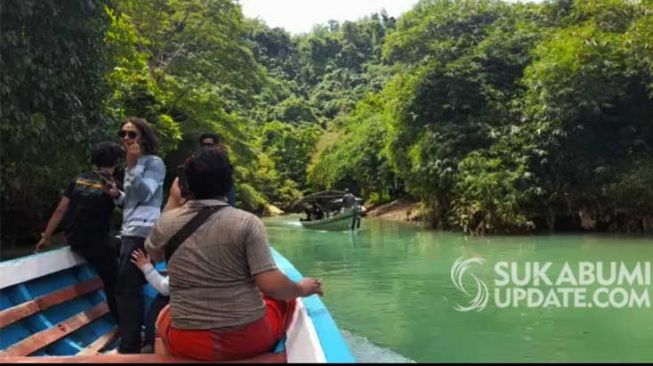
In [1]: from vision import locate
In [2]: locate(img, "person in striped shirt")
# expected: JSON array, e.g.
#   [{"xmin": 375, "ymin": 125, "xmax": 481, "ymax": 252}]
[{"xmin": 107, "ymin": 117, "xmax": 166, "ymax": 354}]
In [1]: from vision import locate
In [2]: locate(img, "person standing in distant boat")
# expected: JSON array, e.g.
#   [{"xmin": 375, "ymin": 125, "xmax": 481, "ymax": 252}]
[
  {"xmin": 107, "ymin": 117, "xmax": 166, "ymax": 354},
  {"xmin": 35, "ymin": 141, "xmax": 124, "ymax": 321},
  {"xmin": 342, "ymin": 189, "xmax": 356, "ymax": 212},
  {"xmin": 341, "ymin": 188, "xmax": 361, "ymax": 229},
  {"xmin": 163, "ymin": 132, "xmax": 236, "ymax": 212}
]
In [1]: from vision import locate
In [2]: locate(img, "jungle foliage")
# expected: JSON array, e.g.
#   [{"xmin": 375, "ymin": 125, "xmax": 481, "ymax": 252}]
[{"xmin": 2, "ymin": 0, "xmax": 651, "ymax": 244}]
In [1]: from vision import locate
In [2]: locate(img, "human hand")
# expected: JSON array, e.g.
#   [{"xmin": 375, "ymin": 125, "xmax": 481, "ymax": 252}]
[
  {"xmin": 130, "ymin": 249, "xmax": 151, "ymax": 270},
  {"xmin": 105, "ymin": 179, "xmax": 120, "ymax": 199},
  {"xmin": 125, "ymin": 142, "xmax": 141, "ymax": 167},
  {"xmin": 298, "ymin": 277, "xmax": 323, "ymax": 297},
  {"xmin": 35, "ymin": 236, "xmax": 49, "ymax": 253}
]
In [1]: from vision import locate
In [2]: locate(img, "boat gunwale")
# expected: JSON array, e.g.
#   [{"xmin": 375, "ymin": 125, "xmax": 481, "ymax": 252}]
[{"xmin": 300, "ymin": 211, "xmax": 356, "ymax": 226}]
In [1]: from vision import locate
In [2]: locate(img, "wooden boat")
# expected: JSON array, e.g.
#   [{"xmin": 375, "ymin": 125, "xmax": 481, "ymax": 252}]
[
  {"xmin": 0, "ymin": 246, "xmax": 355, "ymax": 363},
  {"xmin": 294, "ymin": 190, "xmax": 363, "ymax": 231},
  {"xmin": 300, "ymin": 209, "xmax": 361, "ymax": 231}
]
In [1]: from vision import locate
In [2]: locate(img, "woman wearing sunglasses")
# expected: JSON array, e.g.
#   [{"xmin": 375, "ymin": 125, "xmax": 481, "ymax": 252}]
[{"xmin": 107, "ymin": 117, "xmax": 166, "ymax": 354}]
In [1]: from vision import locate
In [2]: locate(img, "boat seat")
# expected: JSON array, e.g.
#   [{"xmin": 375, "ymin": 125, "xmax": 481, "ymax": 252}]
[
  {"xmin": 0, "ymin": 276, "xmax": 118, "ymax": 357},
  {"xmin": 0, "ymin": 277, "xmax": 286, "ymax": 363}
]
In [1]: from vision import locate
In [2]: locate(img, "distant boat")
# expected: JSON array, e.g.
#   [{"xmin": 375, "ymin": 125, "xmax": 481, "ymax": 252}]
[
  {"xmin": 0, "ymin": 246, "xmax": 355, "ymax": 363},
  {"xmin": 294, "ymin": 190, "xmax": 363, "ymax": 231},
  {"xmin": 300, "ymin": 209, "xmax": 362, "ymax": 231}
]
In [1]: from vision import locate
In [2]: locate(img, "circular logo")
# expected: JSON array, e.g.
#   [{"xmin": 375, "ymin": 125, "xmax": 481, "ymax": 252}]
[{"xmin": 451, "ymin": 257, "xmax": 489, "ymax": 312}]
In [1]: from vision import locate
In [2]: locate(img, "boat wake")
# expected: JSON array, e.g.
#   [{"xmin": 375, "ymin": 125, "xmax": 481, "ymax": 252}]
[{"xmin": 340, "ymin": 329, "xmax": 416, "ymax": 363}]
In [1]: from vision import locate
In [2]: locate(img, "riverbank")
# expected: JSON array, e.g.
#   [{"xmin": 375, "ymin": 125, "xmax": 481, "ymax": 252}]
[{"xmin": 365, "ymin": 199, "xmax": 421, "ymax": 223}]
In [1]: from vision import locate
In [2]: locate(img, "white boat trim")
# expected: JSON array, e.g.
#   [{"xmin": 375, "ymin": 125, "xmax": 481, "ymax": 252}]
[
  {"xmin": 0, "ymin": 247, "xmax": 84, "ymax": 290},
  {"xmin": 285, "ymin": 298, "xmax": 327, "ymax": 363},
  {"xmin": 271, "ymin": 248, "xmax": 356, "ymax": 363}
]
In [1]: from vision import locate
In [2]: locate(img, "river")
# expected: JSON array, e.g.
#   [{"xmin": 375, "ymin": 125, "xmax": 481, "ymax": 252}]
[{"xmin": 264, "ymin": 215, "xmax": 653, "ymax": 363}]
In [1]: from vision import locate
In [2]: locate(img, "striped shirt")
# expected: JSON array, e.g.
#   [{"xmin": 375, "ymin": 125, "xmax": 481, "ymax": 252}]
[{"xmin": 115, "ymin": 155, "xmax": 166, "ymax": 238}]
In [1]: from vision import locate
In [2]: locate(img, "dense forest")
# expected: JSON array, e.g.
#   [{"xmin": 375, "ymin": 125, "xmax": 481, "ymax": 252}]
[{"xmin": 1, "ymin": 0, "xmax": 652, "ymax": 246}]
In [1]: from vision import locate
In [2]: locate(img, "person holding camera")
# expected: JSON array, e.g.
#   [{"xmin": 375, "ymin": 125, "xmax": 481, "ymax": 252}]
[
  {"xmin": 35, "ymin": 141, "xmax": 125, "ymax": 321},
  {"xmin": 163, "ymin": 133, "xmax": 235, "ymax": 213}
]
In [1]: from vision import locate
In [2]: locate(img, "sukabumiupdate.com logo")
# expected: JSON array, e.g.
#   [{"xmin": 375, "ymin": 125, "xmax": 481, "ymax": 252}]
[{"xmin": 451, "ymin": 257, "xmax": 652, "ymax": 311}]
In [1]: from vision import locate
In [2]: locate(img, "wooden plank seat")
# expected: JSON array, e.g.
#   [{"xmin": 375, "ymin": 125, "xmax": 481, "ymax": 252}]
[
  {"xmin": 1, "ymin": 277, "xmax": 286, "ymax": 363},
  {"xmin": 0, "ymin": 277, "xmax": 115, "ymax": 357},
  {"xmin": 0, "ymin": 351, "xmax": 286, "ymax": 363},
  {"xmin": 0, "ymin": 278, "xmax": 103, "ymax": 329},
  {"xmin": 77, "ymin": 328, "xmax": 118, "ymax": 356},
  {"xmin": 1, "ymin": 276, "xmax": 286, "ymax": 363}
]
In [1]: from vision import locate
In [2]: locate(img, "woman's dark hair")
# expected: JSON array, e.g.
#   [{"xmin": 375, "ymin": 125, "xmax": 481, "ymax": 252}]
[
  {"xmin": 91, "ymin": 141, "xmax": 124, "ymax": 168},
  {"xmin": 120, "ymin": 117, "xmax": 160, "ymax": 155},
  {"xmin": 199, "ymin": 132, "xmax": 221, "ymax": 144},
  {"xmin": 185, "ymin": 149, "xmax": 233, "ymax": 200}
]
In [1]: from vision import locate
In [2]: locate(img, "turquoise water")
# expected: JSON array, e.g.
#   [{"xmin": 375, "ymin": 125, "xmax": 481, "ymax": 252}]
[{"xmin": 264, "ymin": 215, "xmax": 653, "ymax": 363}]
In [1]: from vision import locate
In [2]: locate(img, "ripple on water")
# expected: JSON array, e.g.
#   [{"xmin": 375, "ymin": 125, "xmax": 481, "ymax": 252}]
[{"xmin": 341, "ymin": 329, "xmax": 416, "ymax": 363}]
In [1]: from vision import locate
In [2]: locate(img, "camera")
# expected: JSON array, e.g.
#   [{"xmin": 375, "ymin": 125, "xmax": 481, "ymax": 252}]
[{"xmin": 177, "ymin": 164, "xmax": 191, "ymax": 198}]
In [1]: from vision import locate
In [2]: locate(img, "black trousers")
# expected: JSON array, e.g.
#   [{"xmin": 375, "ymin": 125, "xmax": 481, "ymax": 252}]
[
  {"xmin": 144, "ymin": 294, "xmax": 170, "ymax": 347},
  {"xmin": 71, "ymin": 244, "xmax": 119, "ymax": 322},
  {"xmin": 115, "ymin": 236, "xmax": 147, "ymax": 353}
]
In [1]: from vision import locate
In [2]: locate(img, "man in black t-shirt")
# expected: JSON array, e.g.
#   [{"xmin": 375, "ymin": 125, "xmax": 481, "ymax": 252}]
[{"xmin": 36, "ymin": 141, "xmax": 125, "ymax": 320}]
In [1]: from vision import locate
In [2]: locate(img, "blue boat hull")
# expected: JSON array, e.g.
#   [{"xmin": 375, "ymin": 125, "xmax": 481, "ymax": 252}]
[{"xmin": 0, "ymin": 246, "xmax": 355, "ymax": 362}]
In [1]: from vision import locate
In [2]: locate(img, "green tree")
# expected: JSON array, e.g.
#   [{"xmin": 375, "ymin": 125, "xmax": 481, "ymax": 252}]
[{"xmin": 1, "ymin": 0, "xmax": 113, "ymax": 244}]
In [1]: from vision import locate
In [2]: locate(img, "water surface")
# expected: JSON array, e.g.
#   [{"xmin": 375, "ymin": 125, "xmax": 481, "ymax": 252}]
[{"xmin": 264, "ymin": 215, "xmax": 653, "ymax": 362}]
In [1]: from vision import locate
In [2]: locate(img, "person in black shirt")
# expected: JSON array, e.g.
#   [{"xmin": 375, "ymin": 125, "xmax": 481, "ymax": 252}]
[{"xmin": 35, "ymin": 141, "xmax": 125, "ymax": 321}]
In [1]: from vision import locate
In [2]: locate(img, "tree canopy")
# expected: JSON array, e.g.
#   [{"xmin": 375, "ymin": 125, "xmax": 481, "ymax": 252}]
[{"xmin": 2, "ymin": 0, "xmax": 652, "ymax": 245}]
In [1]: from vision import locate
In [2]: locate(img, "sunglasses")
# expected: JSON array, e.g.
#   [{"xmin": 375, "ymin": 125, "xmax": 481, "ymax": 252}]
[{"xmin": 118, "ymin": 130, "xmax": 138, "ymax": 139}]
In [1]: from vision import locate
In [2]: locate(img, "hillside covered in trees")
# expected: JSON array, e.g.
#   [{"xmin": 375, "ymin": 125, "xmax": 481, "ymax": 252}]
[{"xmin": 1, "ymin": 0, "xmax": 652, "ymax": 245}]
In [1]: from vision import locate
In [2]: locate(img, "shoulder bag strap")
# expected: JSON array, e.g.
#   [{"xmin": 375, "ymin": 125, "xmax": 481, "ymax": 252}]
[{"xmin": 164, "ymin": 205, "xmax": 227, "ymax": 263}]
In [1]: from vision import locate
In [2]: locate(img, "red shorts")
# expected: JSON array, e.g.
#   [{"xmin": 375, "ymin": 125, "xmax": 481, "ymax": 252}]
[{"xmin": 156, "ymin": 297, "xmax": 297, "ymax": 361}]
